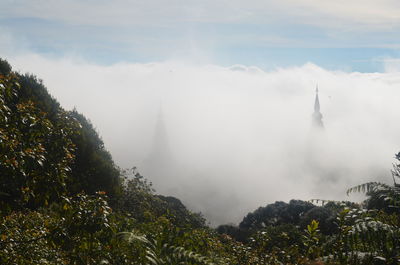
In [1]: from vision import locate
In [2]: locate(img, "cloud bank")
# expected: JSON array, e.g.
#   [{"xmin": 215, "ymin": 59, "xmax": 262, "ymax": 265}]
[
  {"xmin": 3, "ymin": 1, "xmax": 400, "ymax": 75},
  {"xmin": 3, "ymin": 0, "xmax": 400, "ymax": 29},
  {"xmin": 6, "ymin": 54, "xmax": 400, "ymax": 225}
]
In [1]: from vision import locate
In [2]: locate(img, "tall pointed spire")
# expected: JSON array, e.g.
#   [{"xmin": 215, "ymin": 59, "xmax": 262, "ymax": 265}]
[
  {"xmin": 149, "ymin": 107, "xmax": 172, "ymax": 163},
  {"xmin": 314, "ymin": 85, "xmax": 320, "ymax": 112},
  {"xmin": 141, "ymin": 106, "xmax": 175, "ymax": 192},
  {"xmin": 312, "ymin": 85, "xmax": 324, "ymax": 128}
]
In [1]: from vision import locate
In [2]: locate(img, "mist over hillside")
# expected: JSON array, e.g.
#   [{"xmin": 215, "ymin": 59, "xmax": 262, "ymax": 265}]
[
  {"xmin": 8, "ymin": 54, "xmax": 400, "ymax": 225},
  {"xmin": 3, "ymin": 0, "xmax": 400, "ymax": 263}
]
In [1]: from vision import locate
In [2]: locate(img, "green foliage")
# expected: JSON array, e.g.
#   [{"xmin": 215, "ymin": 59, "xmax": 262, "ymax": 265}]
[
  {"xmin": 0, "ymin": 58, "xmax": 12, "ymax": 75},
  {"xmin": 116, "ymin": 168, "xmax": 205, "ymax": 228},
  {"xmin": 2, "ymin": 64, "xmax": 123, "ymax": 202},
  {"xmin": 300, "ymin": 206, "xmax": 337, "ymax": 235},
  {"xmin": 250, "ymin": 224, "xmax": 305, "ymax": 264},
  {"xmin": 304, "ymin": 220, "xmax": 321, "ymax": 260},
  {"xmin": 0, "ymin": 193, "xmax": 114, "ymax": 264},
  {"xmin": 239, "ymin": 200, "xmax": 316, "ymax": 230},
  {"xmin": 0, "ymin": 59, "xmax": 124, "ymax": 210},
  {"xmin": 216, "ymin": 225, "xmax": 249, "ymax": 243},
  {"xmin": 68, "ymin": 110, "xmax": 122, "ymax": 199},
  {"xmin": 224, "ymin": 153, "xmax": 400, "ymax": 264},
  {"xmin": 347, "ymin": 153, "xmax": 400, "ymax": 214},
  {"xmin": 52, "ymin": 192, "xmax": 117, "ymax": 264},
  {"xmin": 0, "ymin": 210, "xmax": 63, "ymax": 264},
  {"xmin": 0, "ymin": 70, "xmax": 80, "ymax": 212},
  {"xmin": 119, "ymin": 230, "xmax": 216, "ymax": 265},
  {"xmin": 320, "ymin": 207, "xmax": 400, "ymax": 264},
  {"xmin": 16, "ymin": 74, "xmax": 60, "ymax": 119}
]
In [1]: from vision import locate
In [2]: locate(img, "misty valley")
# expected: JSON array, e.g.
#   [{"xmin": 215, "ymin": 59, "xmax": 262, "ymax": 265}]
[{"xmin": 1, "ymin": 56, "xmax": 400, "ymax": 265}]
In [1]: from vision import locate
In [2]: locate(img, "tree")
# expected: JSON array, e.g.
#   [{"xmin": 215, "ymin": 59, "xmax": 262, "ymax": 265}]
[
  {"xmin": 347, "ymin": 152, "xmax": 400, "ymax": 214},
  {"xmin": 239, "ymin": 200, "xmax": 315, "ymax": 230},
  {"xmin": 0, "ymin": 66, "xmax": 79, "ymax": 211},
  {"xmin": 68, "ymin": 110, "xmax": 121, "ymax": 199}
]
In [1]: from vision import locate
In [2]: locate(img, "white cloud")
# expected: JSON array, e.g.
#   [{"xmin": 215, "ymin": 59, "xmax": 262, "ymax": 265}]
[
  {"xmin": 284, "ymin": 0, "xmax": 400, "ymax": 30},
  {"xmin": 2, "ymin": 0, "xmax": 400, "ymax": 30},
  {"xmin": 6, "ymin": 54, "xmax": 400, "ymax": 225},
  {"xmin": 383, "ymin": 58, "xmax": 400, "ymax": 72}
]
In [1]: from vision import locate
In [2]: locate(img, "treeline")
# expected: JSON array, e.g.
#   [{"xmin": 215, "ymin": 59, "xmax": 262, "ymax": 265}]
[{"xmin": 0, "ymin": 58, "xmax": 399, "ymax": 264}]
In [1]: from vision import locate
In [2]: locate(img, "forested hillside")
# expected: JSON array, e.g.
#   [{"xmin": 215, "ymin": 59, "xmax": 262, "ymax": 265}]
[{"xmin": 1, "ymin": 58, "xmax": 399, "ymax": 264}]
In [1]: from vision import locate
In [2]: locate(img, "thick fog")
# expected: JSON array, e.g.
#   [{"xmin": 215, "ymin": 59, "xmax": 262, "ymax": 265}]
[{"xmin": 8, "ymin": 54, "xmax": 400, "ymax": 225}]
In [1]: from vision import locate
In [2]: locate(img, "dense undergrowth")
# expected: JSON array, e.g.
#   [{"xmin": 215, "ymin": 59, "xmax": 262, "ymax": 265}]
[{"xmin": 0, "ymin": 58, "xmax": 399, "ymax": 264}]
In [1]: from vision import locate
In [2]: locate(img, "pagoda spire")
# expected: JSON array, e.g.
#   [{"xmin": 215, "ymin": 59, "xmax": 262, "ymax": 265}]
[
  {"xmin": 314, "ymin": 86, "xmax": 320, "ymax": 112},
  {"xmin": 150, "ymin": 107, "xmax": 172, "ymax": 162},
  {"xmin": 312, "ymin": 85, "xmax": 324, "ymax": 128}
]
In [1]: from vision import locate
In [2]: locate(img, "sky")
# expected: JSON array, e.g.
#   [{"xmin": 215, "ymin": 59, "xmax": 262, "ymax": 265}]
[
  {"xmin": 2, "ymin": 1, "xmax": 400, "ymax": 225},
  {"xmin": 2, "ymin": 0, "xmax": 400, "ymax": 71}
]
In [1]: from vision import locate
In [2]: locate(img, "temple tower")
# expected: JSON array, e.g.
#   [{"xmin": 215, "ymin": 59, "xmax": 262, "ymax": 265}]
[
  {"xmin": 312, "ymin": 86, "xmax": 324, "ymax": 129},
  {"xmin": 145, "ymin": 108, "xmax": 173, "ymax": 170}
]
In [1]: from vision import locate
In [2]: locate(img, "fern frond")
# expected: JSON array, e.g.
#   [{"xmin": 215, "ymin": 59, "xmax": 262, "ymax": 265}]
[
  {"xmin": 117, "ymin": 231, "xmax": 150, "ymax": 245},
  {"xmin": 346, "ymin": 182, "xmax": 388, "ymax": 196},
  {"xmin": 165, "ymin": 243, "xmax": 215, "ymax": 265},
  {"xmin": 118, "ymin": 230, "xmax": 217, "ymax": 265}
]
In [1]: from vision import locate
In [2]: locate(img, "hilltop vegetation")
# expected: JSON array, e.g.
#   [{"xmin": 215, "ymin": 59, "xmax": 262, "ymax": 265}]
[{"xmin": 0, "ymin": 58, "xmax": 399, "ymax": 264}]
